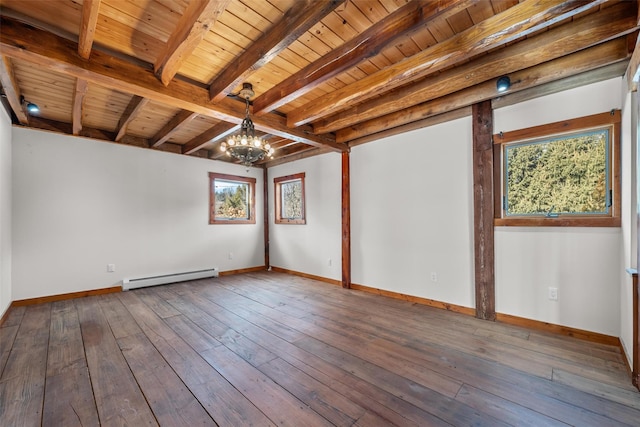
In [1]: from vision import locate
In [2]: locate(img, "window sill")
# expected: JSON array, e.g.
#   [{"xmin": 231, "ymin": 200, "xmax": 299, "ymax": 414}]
[{"xmin": 494, "ymin": 217, "xmax": 621, "ymax": 227}]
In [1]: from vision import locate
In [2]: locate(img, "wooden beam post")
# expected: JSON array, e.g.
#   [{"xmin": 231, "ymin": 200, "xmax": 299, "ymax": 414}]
[
  {"xmin": 264, "ymin": 167, "xmax": 270, "ymax": 270},
  {"xmin": 472, "ymin": 100, "xmax": 496, "ymax": 321},
  {"xmin": 342, "ymin": 151, "xmax": 351, "ymax": 289},
  {"xmin": 634, "ymin": 90, "xmax": 640, "ymax": 391}
]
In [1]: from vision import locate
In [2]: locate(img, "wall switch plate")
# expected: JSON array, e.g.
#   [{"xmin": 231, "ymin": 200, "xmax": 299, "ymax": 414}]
[
  {"xmin": 328, "ymin": 258, "xmax": 332, "ymax": 266},
  {"xmin": 548, "ymin": 287, "xmax": 558, "ymax": 300},
  {"xmin": 430, "ymin": 272, "xmax": 438, "ymax": 282},
  {"xmin": 107, "ymin": 264, "xmax": 115, "ymax": 273},
  {"xmin": 228, "ymin": 252, "xmax": 233, "ymax": 260}
]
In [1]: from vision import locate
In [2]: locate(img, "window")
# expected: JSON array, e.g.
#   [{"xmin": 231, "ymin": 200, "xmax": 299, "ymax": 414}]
[
  {"xmin": 274, "ymin": 172, "xmax": 306, "ymax": 224},
  {"xmin": 494, "ymin": 110, "xmax": 620, "ymax": 227},
  {"xmin": 209, "ymin": 172, "xmax": 256, "ymax": 224}
]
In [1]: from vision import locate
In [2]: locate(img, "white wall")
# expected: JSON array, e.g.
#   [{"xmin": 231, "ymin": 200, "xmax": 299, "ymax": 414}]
[
  {"xmin": 619, "ymin": 83, "xmax": 636, "ymax": 366},
  {"xmin": 494, "ymin": 78, "xmax": 623, "ymax": 336},
  {"xmin": 268, "ymin": 153, "xmax": 342, "ymax": 281},
  {"xmin": 351, "ymin": 117, "xmax": 476, "ymax": 308},
  {"xmin": 12, "ymin": 128, "xmax": 264, "ymax": 300},
  {"xmin": 0, "ymin": 107, "xmax": 12, "ymax": 317}
]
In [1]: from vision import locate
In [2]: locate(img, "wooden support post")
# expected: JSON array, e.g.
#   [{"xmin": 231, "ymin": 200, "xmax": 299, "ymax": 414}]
[
  {"xmin": 473, "ymin": 100, "xmax": 496, "ymax": 321},
  {"xmin": 342, "ymin": 151, "xmax": 351, "ymax": 289},
  {"xmin": 263, "ymin": 167, "xmax": 270, "ymax": 270},
  {"xmin": 630, "ymin": 271, "xmax": 640, "ymax": 390}
]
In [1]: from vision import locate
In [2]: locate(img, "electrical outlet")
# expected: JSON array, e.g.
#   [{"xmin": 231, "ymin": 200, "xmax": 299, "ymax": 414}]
[
  {"xmin": 430, "ymin": 272, "xmax": 438, "ymax": 282},
  {"xmin": 548, "ymin": 287, "xmax": 558, "ymax": 301},
  {"xmin": 327, "ymin": 258, "xmax": 332, "ymax": 266},
  {"xmin": 107, "ymin": 264, "xmax": 115, "ymax": 273}
]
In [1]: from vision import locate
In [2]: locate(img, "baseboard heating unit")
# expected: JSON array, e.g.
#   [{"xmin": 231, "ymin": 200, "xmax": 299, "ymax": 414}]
[{"xmin": 122, "ymin": 267, "xmax": 219, "ymax": 291}]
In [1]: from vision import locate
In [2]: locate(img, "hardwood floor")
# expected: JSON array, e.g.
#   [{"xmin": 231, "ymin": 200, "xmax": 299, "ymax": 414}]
[{"xmin": 1, "ymin": 271, "xmax": 639, "ymax": 426}]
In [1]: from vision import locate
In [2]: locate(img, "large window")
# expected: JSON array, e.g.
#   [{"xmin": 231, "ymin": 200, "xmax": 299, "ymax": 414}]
[
  {"xmin": 209, "ymin": 172, "xmax": 256, "ymax": 224},
  {"xmin": 274, "ymin": 172, "xmax": 306, "ymax": 224},
  {"xmin": 494, "ymin": 111, "xmax": 620, "ymax": 227}
]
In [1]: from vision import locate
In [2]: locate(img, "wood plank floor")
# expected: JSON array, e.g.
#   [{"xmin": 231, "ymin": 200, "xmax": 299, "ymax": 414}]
[{"xmin": 1, "ymin": 271, "xmax": 639, "ymax": 426}]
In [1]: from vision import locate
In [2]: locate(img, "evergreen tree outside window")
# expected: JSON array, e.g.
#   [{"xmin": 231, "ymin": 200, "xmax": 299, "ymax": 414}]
[
  {"xmin": 494, "ymin": 111, "xmax": 620, "ymax": 227},
  {"xmin": 209, "ymin": 172, "xmax": 256, "ymax": 224},
  {"xmin": 274, "ymin": 173, "xmax": 306, "ymax": 224}
]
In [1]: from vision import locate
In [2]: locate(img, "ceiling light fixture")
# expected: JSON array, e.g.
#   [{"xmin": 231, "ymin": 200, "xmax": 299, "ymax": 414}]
[
  {"xmin": 20, "ymin": 95, "xmax": 39, "ymax": 114},
  {"xmin": 496, "ymin": 76, "xmax": 511, "ymax": 93},
  {"xmin": 220, "ymin": 83, "xmax": 274, "ymax": 166}
]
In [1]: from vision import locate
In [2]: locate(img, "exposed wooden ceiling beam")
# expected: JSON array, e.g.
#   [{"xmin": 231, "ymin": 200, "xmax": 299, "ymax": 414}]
[
  {"xmin": 321, "ymin": 4, "xmax": 635, "ymax": 135},
  {"xmin": 492, "ymin": 61, "xmax": 629, "ymax": 110},
  {"xmin": 262, "ymin": 146, "xmax": 333, "ymax": 168},
  {"xmin": 626, "ymin": 32, "xmax": 640, "ymax": 91},
  {"xmin": 348, "ymin": 108, "xmax": 472, "ymax": 149},
  {"xmin": 287, "ymin": 0, "xmax": 608, "ymax": 127},
  {"xmin": 252, "ymin": 0, "xmax": 472, "ymax": 116},
  {"xmin": 337, "ymin": 39, "xmax": 629, "ymax": 144},
  {"xmin": 72, "ymin": 78, "xmax": 88, "ymax": 135},
  {"xmin": 0, "ymin": 55, "xmax": 28, "ymax": 125},
  {"xmin": 154, "ymin": 0, "xmax": 229, "ymax": 87},
  {"xmin": 182, "ymin": 122, "xmax": 239, "ymax": 155},
  {"xmin": 208, "ymin": 0, "xmax": 345, "ymax": 102},
  {"xmin": 114, "ymin": 96, "xmax": 149, "ymax": 142},
  {"xmin": 150, "ymin": 110, "xmax": 199, "ymax": 148},
  {"xmin": 78, "ymin": 0, "xmax": 101, "ymax": 59},
  {"xmin": 0, "ymin": 16, "xmax": 345, "ymax": 152}
]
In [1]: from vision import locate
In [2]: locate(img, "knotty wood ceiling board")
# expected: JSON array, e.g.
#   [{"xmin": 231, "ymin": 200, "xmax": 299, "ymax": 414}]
[
  {"xmin": 0, "ymin": 0, "xmax": 637, "ymax": 167},
  {"xmin": 166, "ymin": 115, "xmax": 225, "ymax": 144},
  {"xmin": 11, "ymin": 58, "xmax": 75, "ymax": 124},
  {"xmin": 82, "ymin": 84, "xmax": 133, "ymax": 132},
  {"xmin": 124, "ymin": 101, "xmax": 181, "ymax": 139}
]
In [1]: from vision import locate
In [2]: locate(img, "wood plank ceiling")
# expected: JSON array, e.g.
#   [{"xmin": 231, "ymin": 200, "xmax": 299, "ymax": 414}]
[{"xmin": 0, "ymin": 0, "xmax": 638, "ymax": 168}]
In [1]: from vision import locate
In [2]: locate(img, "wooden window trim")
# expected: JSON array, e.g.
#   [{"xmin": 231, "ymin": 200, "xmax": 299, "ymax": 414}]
[
  {"xmin": 274, "ymin": 172, "xmax": 306, "ymax": 225},
  {"xmin": 209, "ymin": 172, "xmax": 256, "ymax": 224},
  {"xmin": 493, "ymin": 110, "xmax": 621, "ymax": 227}
]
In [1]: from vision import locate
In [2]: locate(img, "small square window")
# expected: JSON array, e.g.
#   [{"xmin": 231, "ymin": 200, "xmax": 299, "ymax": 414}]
[
  {"xmin": 209, "ymin": 172, "xmax": 256, "ymax": 224},
  {"xmin": 274, "ymin": 173, "xmax": 306, "ymax": 224},
  {"xmin": 494, "ymin": 111, "xmax": 620, "ymax": 227}
]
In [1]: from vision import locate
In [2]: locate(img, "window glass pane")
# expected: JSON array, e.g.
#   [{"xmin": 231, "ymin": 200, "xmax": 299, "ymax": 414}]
[
  {"xmin": 505, "ymin": 129, "xmax": 609, "ymax": 216},
  {"xmin": 281, "ymin": 180, "xmax": 303, "ymax": 219},
  {"xmin": 214, "ymin": 179, "xmax": 250, "ymax": 220}
]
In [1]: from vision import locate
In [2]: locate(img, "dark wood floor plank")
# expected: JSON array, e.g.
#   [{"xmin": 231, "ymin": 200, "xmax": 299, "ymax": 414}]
[
  {"xmin": 455, "ymin": 384, "xmax": 569, "ymax": 427},
  {"xmin": 172, "ymin": 286, "xmax": 451, "ymax": 426},
  {"xmin": 165, "ymin": 289, "xmax": 279, "ymax": 367},
  {"xmin": 473, "ymin": 326, "xmax": 631, "ymax": 386},
  {"xmin": 258, "ymin": 356, "xmax": 367, "ymax": 426},
  {"xmin": 296, "ymin": 335, "xmax": 510, "ymax": 426},
  {"xmin": 98, "ymin": 293, "xmax": 144, "ymax": 339},
  {"xmin": 2, "ymin": 272, "xmax": 639, "ymax": 426},
  {"xmin": 0, "ymin": 303, "xmax": 50, "ymax": 426},
  {"xmin": 117, "ymin": 332, "xmax": 216, "ymax": 426},
  {"xmin": 299, "ymin": 293, "xmax": 640, "ymax": 426},
  {"xmin": 43, "ymin": 300, "xmax": 99, "ymax": 426},
  {"xmin": 135, "ymin": 287, "xmax": 181, "ymax": 319},
  {"xmin": 0, "ymin": 324, "xmax": 18, "ymax": 377},
  {"xmin": 43, "ymin": 366, "xmax": 99, "ymax": 426},
  {"xmin": 1, "ymin": 305, "xmax": 25, "ymax": 328},
  {"xmin": 117, "ymin": 290, "xmax": 274, "ymax": 426},
  {"xmin": 200, "ymin": 344, "xmax": 334, "ymax": 426},
  {"xmin": 46, "ymin": 300, "xmax": 86, "ymax": 376},
  {"xmin": 76, "ymin": 297, "xmax": 158, "ymax": 426},
  {"xmin": 552, "ymin": 368, "xmax": 640, "ymax": 410},
  {"xmin": 163, "ymin": 314, "xmax": 222, "ymax": 353}
]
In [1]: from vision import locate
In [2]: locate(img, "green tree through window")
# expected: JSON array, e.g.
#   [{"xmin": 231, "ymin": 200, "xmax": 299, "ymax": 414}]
[
  {"xmin": 505, "ymin": 130, "xmax": 608, "ymax": 215},
  {"xmin": 493, "ymin": 110, "xmax": 620, "ymax": 227},
  {"xmin": 209, "ymin": 172, "xmax": 256, "ymax": 224},
  {"xmin": 275, "ymin": 172, "xmax": 306, "ymax": 224}
]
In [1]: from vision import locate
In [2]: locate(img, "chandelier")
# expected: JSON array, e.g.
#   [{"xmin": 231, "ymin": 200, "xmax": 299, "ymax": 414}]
[{"xmin": 220, "ymin": 83, "xmax": 274, "ymax": 166}]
